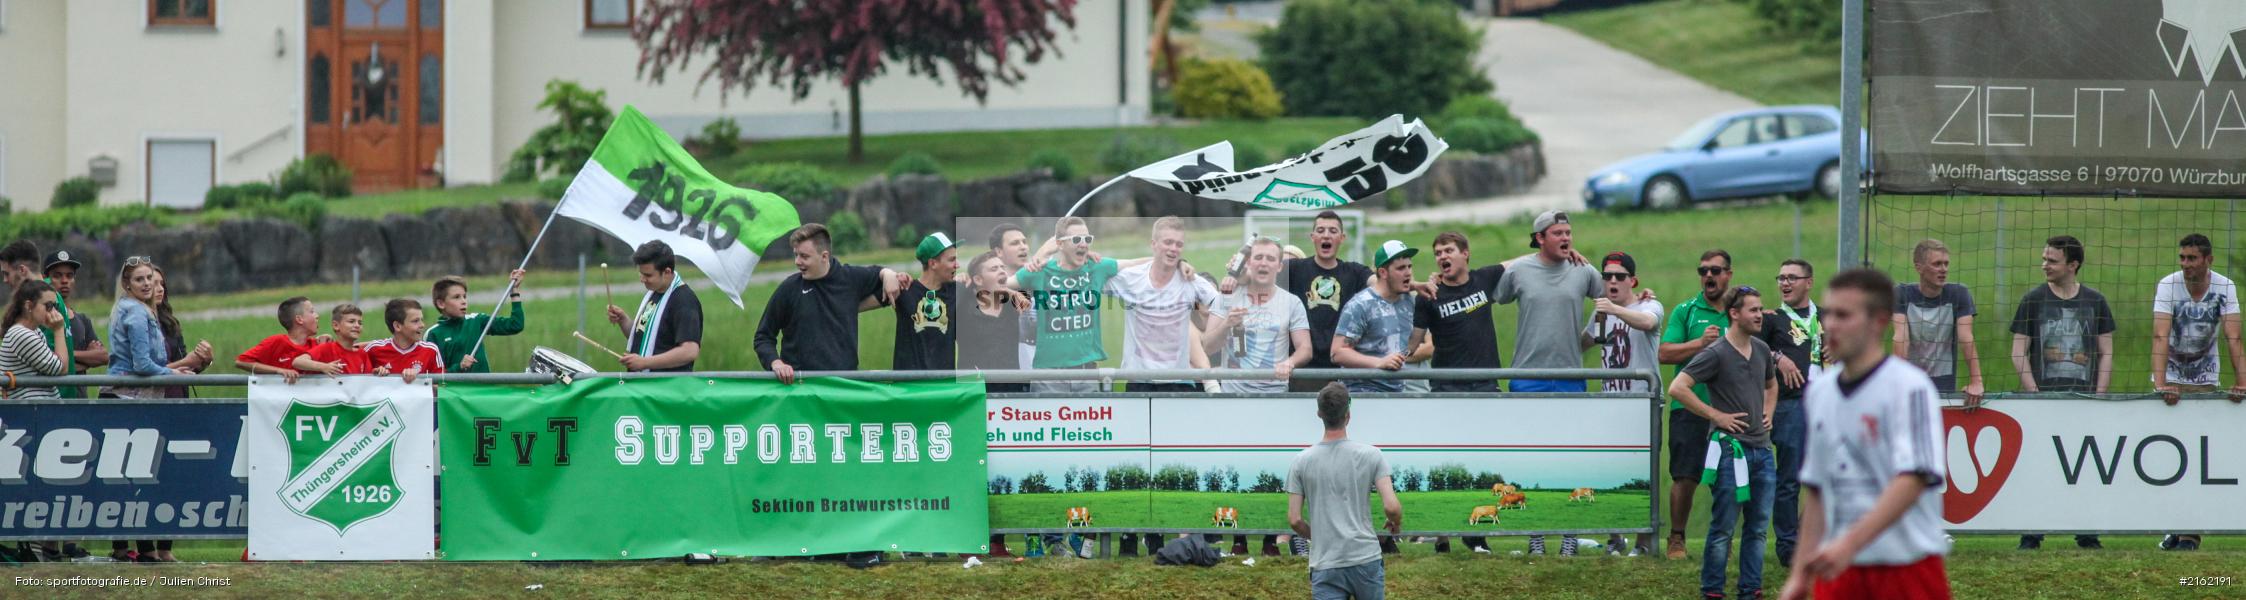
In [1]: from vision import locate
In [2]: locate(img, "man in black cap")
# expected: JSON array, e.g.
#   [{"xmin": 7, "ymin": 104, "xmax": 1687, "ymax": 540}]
[{"xmin": 42, "ymin": 250, "xmax": 109, "ymax": 398}]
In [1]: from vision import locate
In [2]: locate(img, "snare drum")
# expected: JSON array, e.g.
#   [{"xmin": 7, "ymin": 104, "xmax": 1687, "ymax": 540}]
[{"xmin": 527, "ymin": 346, "xmax": 597, "ymax": 377}]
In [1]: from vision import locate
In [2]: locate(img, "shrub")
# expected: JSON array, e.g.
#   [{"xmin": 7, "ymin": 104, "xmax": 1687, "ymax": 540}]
[
  {"xmin": 697, "ymin": 117, "xmax": 743, "ymax": 160},
  {"xmin": 1026, "ymin": 149, "xmax": 1079, "ymax": 181},
  {"xmin": 0, "ymin": 196, "xmax": 11, "ymax": 215},
  {"xmin": 247, "ymin": 192, "xmax": 330, "ymax": 234},
  {"xmin": 1173, "ymin": 59, "xmax": 1285, "ymax": 120},
  {"xmin": 537, "ymin": 177, "xmax": 573, "ymax": 200},
  {"xmin": 1259, "ymin": 0, "xmax": 1492, "ymax": 119},
  {"xmin": 1097, "ymin": 134, "xmax": 1183, "ymax": 174},
  {"xmin": 0, "ymin": 205, "xmax": 171, "ymax": 242},
  {"xmin": 1233, "ymin": 142, "xmax": 1272, "ymax": 169},
  {"xmin": 1736, "ymin": 0, "xmax": 1842, "ymax": 43},
  {"xmin": 894, "ymin": 224, "xmax": 920, "ymax": 249},
  {"xmin": 826, "ymin": 212, "xmax": 871, "ymax": 255},
  {"xmin": 51, "ymin": 177, "xmax": 99, "ymax": 209},
  {"xmin": 1153, "ymin": 464, "xmax": 1200, "ymax": 491},
  {"xmin": 202, "ymin": 183, "xmax": 275, "ymax": 211},
  {"xmin": 1472, "ymin": 471, "xmax": 1507, "ymax": 490},
  {"xmin": 504, "ymin": 80, "xmax": 613, "ymax": 183},
  {"xmin": 732, "ymin": 162, "xmax": 841, "ymax": 204},
  {"xmin": 1435, "ymin": 95, "xmax": 1517, "ymax": 127},
  {"xmin": 1250, "ymin": 471, "xmax": 1286, "ymax": 494},
  {"xmin": 1018, "ymin": 471, "xmax": 1053, "ymax": 494},
  {"xmin": 1445, "ymin": 117, "xmax": 1539, "ymax": 153},
  {"xmin": 885, "ymin": 151, "xmax": 944, "ymax": 178},
  {"xmin": 1426, "ymin": 463, "xmax": 1474, "ymax": 491},
  {"xmin": 277, "ymin": 154, "xmax": 354, "ymax": 198},
  {"xmin": 1105, "ymin": 464, "xmax": 1152, "ymax": 491}
]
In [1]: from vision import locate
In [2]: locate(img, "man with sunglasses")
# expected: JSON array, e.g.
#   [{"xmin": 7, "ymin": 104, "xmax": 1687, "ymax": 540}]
[
  {"xmin": 1659, "ymin": 248, "xmax": 1733, "ymax": 559},
  {"xmin": 1582, "ymin": 251, "xmax": 1663, "ymax": 556},
  {"xmin": 1010, "ymin": 216, "xmax": 1123, "ymax": 394},
  {"xmin": 1757, "ymin": 258, "xmax": 1825, "ymax": 564}
]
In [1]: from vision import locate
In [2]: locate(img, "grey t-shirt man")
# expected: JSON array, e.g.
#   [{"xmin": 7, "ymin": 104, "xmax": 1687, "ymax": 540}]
[
  {"xmin": 1286, "ymin": 438, "xmax": 1391, "ymax": 571},
  {"xmin": 1493, "ymin": 257, "xmax": 1603, "ymax": 369},
  {"xmin": 1680, "ymin": 337, "xmax": 1777, "ymax": 447},
  {"xmin": 1334, "ymin": 287, "xmax": 1415, "ymax": 393},
  {"xmin": 1896, "ymin": 282, "xmax": 1975, "ymax": 392}
]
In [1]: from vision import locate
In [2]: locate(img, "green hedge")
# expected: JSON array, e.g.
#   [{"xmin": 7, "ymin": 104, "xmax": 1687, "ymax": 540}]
[
  {"xmin": 0, "ymin": 205, "xmax": 173, "ymax": 241},
  {"xmin": 732, "ymin": 162, "xmax": 842, "ymax": 204},
  {"xmin": 1258, "ymin": 0, "xmax": 1492, "ymax": 119},
  {"xmin": 51, "ymin": 177, "xmax": 99, "ymax": 210},
  {"xmin": 1172, "ymin": 59, "xmax": 1285, "ymax": 120}
]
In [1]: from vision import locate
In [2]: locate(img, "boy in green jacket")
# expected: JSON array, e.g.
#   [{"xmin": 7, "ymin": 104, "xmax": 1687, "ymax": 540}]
[{"xmin": 427, "ymin": 269, "xmax": 526, "ymax": 373}]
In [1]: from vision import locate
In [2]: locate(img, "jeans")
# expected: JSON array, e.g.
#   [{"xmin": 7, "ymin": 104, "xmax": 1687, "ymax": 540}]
[
  {"xmin": 1771, "ymin": 400, "xmax": 1807, "ymax": 561},
  {"xmin": 1310, "ymin": 559, "xmax": 1386, "ymax": 600},
  {"xmin": 1508, "ymin": 379, "xmax": 1587, "ymax": 393},
  {"xmin": 1702, "ymin": 446, "xmax": 1777, "ymax": 597}
]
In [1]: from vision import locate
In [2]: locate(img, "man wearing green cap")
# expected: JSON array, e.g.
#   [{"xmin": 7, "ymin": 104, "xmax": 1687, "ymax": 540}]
[
  {"xmin": 1331, "ymin": 239, "xmax": 1429, "ymax": 394},
  {"xmin": 893, "ymin": 232, "xmax": 960, "ymax": 371}
]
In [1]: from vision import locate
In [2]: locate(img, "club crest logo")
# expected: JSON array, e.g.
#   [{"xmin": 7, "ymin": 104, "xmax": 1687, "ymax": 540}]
[
  {"xmin": 277, "ymin": 399, "xmax": 406, "ymax": 534},
  {"xmin": 914, "ymin": 294, "xmax": 950, "ymax": 334},
  {"xmin": 1307, "ymin": 275, "xmax": 1343, "ymax": 311}
]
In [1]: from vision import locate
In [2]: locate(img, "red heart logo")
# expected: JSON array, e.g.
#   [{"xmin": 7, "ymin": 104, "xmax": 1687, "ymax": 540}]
[{"xmin": 1940, "ymin": 407, "xmax": 2023, "ymax": 524}]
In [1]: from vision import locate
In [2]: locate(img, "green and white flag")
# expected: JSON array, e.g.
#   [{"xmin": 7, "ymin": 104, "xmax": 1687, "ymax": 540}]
[
  {"xmin": 556, "ymin": 106, "xmax": 802, "ymax": 307},
  {"xmin": 1126, "ymin": 115, "xmax": 1448, "ymax": 210},
  {"xmin": 248, "ymin": 376, "xmax": 436, "ymax": 560}
]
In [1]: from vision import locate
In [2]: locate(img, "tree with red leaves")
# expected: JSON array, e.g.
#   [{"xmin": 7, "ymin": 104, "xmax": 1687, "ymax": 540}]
[{"xmin": 633, "ymin": 0, "xmax": 1080, "ymax": 163}]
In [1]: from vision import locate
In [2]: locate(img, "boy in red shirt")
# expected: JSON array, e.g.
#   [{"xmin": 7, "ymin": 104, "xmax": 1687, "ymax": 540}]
[
  {"xmin": 236, "ymin": 296, "xmax": 319, "ymax": 383},
  {"xmin": 294, "ymin": 304, "xmax": 374, "ymax": 376},
  {"xmin": 364, "ymin": 298, "xmax": 444, "ymax": 383}
]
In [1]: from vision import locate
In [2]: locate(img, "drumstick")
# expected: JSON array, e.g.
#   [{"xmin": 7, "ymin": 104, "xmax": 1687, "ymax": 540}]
[
  {"xmin": 601, "ymin": 262, "xmax": 614, "ymax": 308},
  {"xmin": 573, "ymin": 331, "xmax": 626, "ymax": 360}
]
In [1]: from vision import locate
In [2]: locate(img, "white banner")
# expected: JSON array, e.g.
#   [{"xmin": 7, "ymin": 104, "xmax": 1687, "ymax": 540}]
[
  {"xmin": 249, "ymin": 376, "xmax": 436, "ymax": 560},
  {"xmin": 1127, "ymin": 115, "xmax": 1449, "ymax": 210},
  {"xmin": 1940, "ymin": 400, "xmax": 2246, "ymax": 531}
]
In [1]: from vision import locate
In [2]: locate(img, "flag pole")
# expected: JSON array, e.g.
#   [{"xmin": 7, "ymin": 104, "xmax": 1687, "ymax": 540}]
[
  {"xmin": 1060, "ymin": 173, "xmax": 1130, "ymax": 220},
  {"xmin": 464, "ymin": 194, "xmax": 569, "ymax": 363}
]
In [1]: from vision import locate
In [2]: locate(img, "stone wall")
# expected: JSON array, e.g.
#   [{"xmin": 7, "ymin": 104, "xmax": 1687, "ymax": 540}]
[{"xmin": 18, "ymin": 142, "xmax": 1542, "ymax": 299}]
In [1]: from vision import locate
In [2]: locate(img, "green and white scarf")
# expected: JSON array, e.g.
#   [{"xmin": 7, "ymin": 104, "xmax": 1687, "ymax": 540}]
[{"xmin": 1701, "ymin": 430, "xmax": 1750, "ymax": 502}]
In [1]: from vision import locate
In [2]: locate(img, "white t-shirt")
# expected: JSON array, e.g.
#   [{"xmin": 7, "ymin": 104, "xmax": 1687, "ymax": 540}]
[
  {"xmin": 1107, "ymin": 263, "xmax": 1219, "ymax": 381},
  {"xmin": 2152, "ymin": 271, "xmax": 2240, "ymax": 387},
  {"xmin": 1798, "ymin": 356, "xmax": 1951, "ymax": 566},
  {"xmin": 1214, "ymin": 289, "xmax": 1310, "ymax": 394},
  {"xmin": 1585, "ymin": 298, "xmax": 1665, "ymax": 393}
]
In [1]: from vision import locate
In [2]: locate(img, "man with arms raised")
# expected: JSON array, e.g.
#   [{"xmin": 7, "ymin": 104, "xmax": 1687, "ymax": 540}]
[{"xmin": 1779, "ymin": 268, "xmax": 1952, "ymax": 600}]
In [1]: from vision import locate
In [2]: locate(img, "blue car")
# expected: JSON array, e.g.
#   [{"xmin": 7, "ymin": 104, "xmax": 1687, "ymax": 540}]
[{"xmin": 1583, "ymin": 106, "xmax": 1863, "ymax": 210}]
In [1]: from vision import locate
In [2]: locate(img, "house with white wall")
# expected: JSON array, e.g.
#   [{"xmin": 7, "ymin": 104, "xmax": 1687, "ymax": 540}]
[{"xmin": 0, "ymin": 0, "xmax": 1149, "ymax": 211}]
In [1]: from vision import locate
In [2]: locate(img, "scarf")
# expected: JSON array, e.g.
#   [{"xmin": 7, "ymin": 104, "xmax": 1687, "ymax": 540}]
[
  {"xmin": 1778, "ymin": 301, "xmax": 1822, "ymax": 367},
  {"xmin": 631, "ymin": 275, "xmax": 686, "ymax": 359},
  {"xmin": 1701, "ymin": 430, "xmax": 1750, "ymax": 502}
]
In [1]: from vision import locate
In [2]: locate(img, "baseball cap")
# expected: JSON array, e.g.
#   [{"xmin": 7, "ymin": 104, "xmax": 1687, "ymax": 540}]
[
  {"xmin": 43, "ymin": 250, "xmax": 83, "ymax": 273},
  {"xmin": 1602, "ymin": 251, "xmax": 1637, "ymax": 277},
  {"xmin": 1374, "ymin": 240, "xmax": 1418, "ymax": 268},
  {"xmin": 1529, "ymin": 210, "xmax": 1570, "ymax": 248},
  {"xmin": 915, "ymin": 232, "xmax": 957, "ymax": 263}
]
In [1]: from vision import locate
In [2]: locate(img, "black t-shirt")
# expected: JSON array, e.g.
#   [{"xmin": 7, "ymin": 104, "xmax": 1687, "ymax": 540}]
[
  {"xmin": 957, "ymin": 291, "xmax": 1027, "ymax": 392},
  {"xmin": 2008, "ymin": 285, "xmax": 2116, "ymax": 392},
  {"xmin": 755, "ymin": 259, "xmax": 886, "ymax": 372},
  {"xmin": 628, "ymin": 283, "xmax": 704, "ymax": 372},
  {"xmin": 1414, "ymin": 265, "xmax": 1507, "ymax": 392},
  {"xmin": 893, "ymin": 280, "xmax": 958, "ymax": 371},
  {"xmin": 1284, "ymin": 257, "xmax": 1373, "ymax": 369},
  {"xmin": 1758, "ymin": 302, "xmax": 1819, "ymax": 401}
]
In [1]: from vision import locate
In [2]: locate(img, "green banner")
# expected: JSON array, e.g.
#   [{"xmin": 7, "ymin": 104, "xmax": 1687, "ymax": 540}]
[{"xmin": 438, "ymin": 377, "xmax": 988, "ymax": 560}]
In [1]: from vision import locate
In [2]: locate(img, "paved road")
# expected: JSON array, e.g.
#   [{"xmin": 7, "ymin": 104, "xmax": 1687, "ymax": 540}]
[{"xmin": 1376, "ymin": 18, "xmax": 1759, "ymax": 226}]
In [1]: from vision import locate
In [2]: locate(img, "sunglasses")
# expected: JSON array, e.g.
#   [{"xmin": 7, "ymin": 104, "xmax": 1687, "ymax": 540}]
[
  {"xmin": 1775, "ymin": 275, "xmax": 1809, "ymax": 283},
  {"xmin": 1601, "ymin": 272, "xmax": 1631, "ymax": 281},
  {"xmin": 1735, "ymin": 285, "xmax": 1759, "ymax": 295},
  {"xmin": 42, "ymin": 301, "xmax": 61, "ymax": 312},
  {"xmin": 1698, "ymin": 266, "xmax": 1729, "ymax": 276},
  {"xmin": 122, "ymin": 255, "xmax": 153, "ymax": 267},
  {"xmin": 1064, "ymin": 235, "xmax": 1095, "ymax": 245}
]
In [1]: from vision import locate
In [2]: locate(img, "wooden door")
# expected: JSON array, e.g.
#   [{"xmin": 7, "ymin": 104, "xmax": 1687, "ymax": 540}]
[{"xmin": 307, "ymin": 0, "xmax": 443, "ymax": 193}]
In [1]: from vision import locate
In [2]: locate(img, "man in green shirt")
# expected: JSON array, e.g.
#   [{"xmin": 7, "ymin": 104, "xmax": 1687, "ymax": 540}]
[
  {"xmin": 427, "ymin": 269, "xmax": 527, "ymax": 373},
  {"xmin": 1009, "ymin": 216, "xmax": 1121, "ymax": 394},
  {"xmin": 1657, "ymin": 248, "xmax": 1732, "ymax": 560}
]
